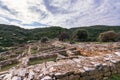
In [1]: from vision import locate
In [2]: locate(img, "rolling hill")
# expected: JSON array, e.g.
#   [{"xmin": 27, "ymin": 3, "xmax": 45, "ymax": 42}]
[{"xmin": 0, "ymin": 24, "xmax": 120, "ymax": 48}]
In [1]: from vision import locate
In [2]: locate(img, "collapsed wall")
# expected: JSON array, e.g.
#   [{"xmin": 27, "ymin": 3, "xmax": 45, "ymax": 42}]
[
  {"xmin": 0, "ymin": 58, "xmax": 18, "ymax": 68},
  {"xmin": 0, "ymin": 52, "xmax": 120, "ymax": 80}
]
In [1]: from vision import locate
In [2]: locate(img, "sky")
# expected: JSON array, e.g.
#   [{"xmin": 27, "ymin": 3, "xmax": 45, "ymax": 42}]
[{"xmin": 0, "ymin": 0, "xmax": 120, "ymax": 29}]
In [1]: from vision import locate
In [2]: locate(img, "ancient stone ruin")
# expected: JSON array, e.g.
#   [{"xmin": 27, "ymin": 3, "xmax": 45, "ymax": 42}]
[{"xmin": 0, "ymin": 41, "xmax": 120, "ymax": 80}]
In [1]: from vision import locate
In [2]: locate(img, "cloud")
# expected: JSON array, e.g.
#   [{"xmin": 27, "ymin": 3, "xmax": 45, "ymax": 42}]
[
  {"xmin": 0, "ymin": 17, "xmax": 9, "ymax": 24},
  {"xmin": 23, "ymin": 22, "xmax": 49, "ymax": 27},
  {"xmin": 0, "ymin": 0, "xmax": 120, "ymax": 29}
]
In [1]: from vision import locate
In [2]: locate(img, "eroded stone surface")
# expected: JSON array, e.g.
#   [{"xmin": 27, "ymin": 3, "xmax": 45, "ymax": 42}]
[
  {"xmin": 0, "ymin": 42, "xmax": 120, "ymax": 80},
  {"xmin": 0, "ymin": 52, "xmax": 120, "ymax": 80}
]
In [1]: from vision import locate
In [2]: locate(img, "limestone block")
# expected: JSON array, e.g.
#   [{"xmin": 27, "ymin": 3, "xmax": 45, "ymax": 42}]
[
  {"xmin": 11, "ymin": 76, "xmax": 21, "ymax": 80},
  {"xmin": 87, "ymin": 69, "xmax": 99, "ymax": 76},
  {"xmin": 41, "ymin": 76, "xmax": 52, "ymax": 80},
  {"xmin": 54, "ymin": 73, "xmax": 64, "ymax": 79},
  {"xmin": 104, "ymin": 72, "xmax": 111, "ymax": 77},
  {"xmin": 91, "ymin": 72, "xmax": 103, "ymax": 79},
  {"xmin": 68, "ymin": 75, "xmax": 80, "ymax": 80},
  {"xmin": 115, "ymin": 52, "xmax": 120, "ymax": 56}
]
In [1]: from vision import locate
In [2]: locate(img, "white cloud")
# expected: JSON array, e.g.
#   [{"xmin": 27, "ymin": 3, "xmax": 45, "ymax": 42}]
[
  {"xmin": 0, "ymin": 0, "xmax": 120, "ymax": 28},
  {"xmin": 0, "ymin": 17, "xmax": 9, "ymax": 24}
]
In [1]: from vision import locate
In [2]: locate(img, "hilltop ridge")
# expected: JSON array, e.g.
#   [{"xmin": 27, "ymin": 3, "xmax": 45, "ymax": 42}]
[{"xmin": 0, "ymin": 24, "xmax": 120, "ymax": 47}]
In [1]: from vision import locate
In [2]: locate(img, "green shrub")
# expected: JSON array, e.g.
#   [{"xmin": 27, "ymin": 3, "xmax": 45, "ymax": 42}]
[
  {"xmin": 116, "ymin": 32, "xmax": 120, "ymax": 41},
  {"xmin": 58, "ymin": 32, "xmax": 70, "ymax": 41},
  {"xmin": 98, "ymin": 31, "xmax": 117, "ymax": 42},
  {"xmin": 41, "ymin": 37, "xmax": 49, "ymax": 43},
  {"xmin": 72, "ymin": 29, "xmax": 88, "ymax": 42}
]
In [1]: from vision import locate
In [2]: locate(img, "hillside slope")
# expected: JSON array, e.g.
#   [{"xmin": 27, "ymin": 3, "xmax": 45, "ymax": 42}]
[
  {"xmin": 70, "ymin": 25, "xmax": 120, "ymax": 41},
  {"xmin": 0, "ymin": 24, "xmax": 29, "ymax": 47},
  {"xmin": 0, "ymin": 24, "xmax": 120, "ymax": 47},
  {"xmin": 0, "ymin": 24, "xmax": 66, "ymax": 47}
]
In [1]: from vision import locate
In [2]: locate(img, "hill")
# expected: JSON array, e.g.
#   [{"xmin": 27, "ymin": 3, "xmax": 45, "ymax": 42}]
[
  {"xmin": 0, "ymin": 24, "xmax": 29, "ymax": 47},
  {"xmin": 0, "ymin": 24, "xmax": 120, "ymax": 48},
  {"xmin": 70, "ymin": 25, "xmax": 120, "ymax": 41},
  {"xmin": 0, "ymin": 24, "xmax": 67, "ymax": 47}
]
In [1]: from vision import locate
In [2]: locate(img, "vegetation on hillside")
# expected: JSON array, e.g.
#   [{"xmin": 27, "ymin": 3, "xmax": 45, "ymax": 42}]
[
  {"xmin": 58, "ymin": 31, "xmax": 70, "ymax": 41},
  {"xmin": 70, "ymin": 25, "xmax": 120, "ymax": 41},
  {"xmin": 0, "ymin": 24, "xmax": 120, "ymax": 50},
  {"xmin": 0, "ymin": 25, "xmax": 66, "ymax": 47},
  {"xmin": 98, "ymin": 31, "xmax": 117, "ymax": 42},
  {"xmin": 0, "ymin": 24, "xmax": 28, "ymax": 47},
  {"xmin": 72, "ymin": 29, "xmax": 88, "ymax": 42}
]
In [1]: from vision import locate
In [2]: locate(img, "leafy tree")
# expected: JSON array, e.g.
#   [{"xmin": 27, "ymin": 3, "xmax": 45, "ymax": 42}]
[
  {"xmin": 41, "ymin": 37, "xmax": 49, "ymax": 43},
  {"xmin": 73, "ymin": 29, "xmax": 88, "ymax": 41},
  {"xmin": 58, "ymin": 32, "xmax": 70, "ymax": 41},
  {"xmin": 98, "ymin": 31, "xmax": 117, "ymax": 42}
]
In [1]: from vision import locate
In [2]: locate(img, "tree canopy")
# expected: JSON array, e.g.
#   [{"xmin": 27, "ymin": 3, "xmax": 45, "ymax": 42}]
[
  {"xmin": 98, "ymin": 31, "xmax": 117, "ymax": 42},
  {"xmin": 72, "ymin": 29, "xmax": 88, "ymax": 42}
]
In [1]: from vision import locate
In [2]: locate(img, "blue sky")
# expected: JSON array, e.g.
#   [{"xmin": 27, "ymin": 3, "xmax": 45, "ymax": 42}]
[{"xmin": 0, "ymin": 0, "xmax": 120, "ymax": 29}]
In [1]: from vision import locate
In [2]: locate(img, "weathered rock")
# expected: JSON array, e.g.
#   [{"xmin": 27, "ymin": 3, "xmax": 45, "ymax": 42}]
[
  {"xmin": 0, "ymin": 42, "xmax": 120, "ymax": 80},
  {"xmin": 115, "ymin": 52, "xmax": 120, "ymax": 56},
  {"xmin": 41, "ymin": 76, "xmax": 52, "ymax": 80},
  {"xmin": 11, "ymin": 76, "xmax": 21, "ymax": 80}
]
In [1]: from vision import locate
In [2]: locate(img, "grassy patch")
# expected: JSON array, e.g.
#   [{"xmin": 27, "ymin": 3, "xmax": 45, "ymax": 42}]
[
  {"xmin": 31, "ymin": 49, "xmax": 38, "ymax": 54},
  {"xmin": 28, "ymin": 57, "xmax": 56, "ymax": 65},
  {"xmin": 95, "ymin": 42, "xmax": 111, "ymax": 44},
  {"xmin": 109, "ymin": 74, "xmax": 120, "ymax": 80},
  {"xmin": 0, "ymin": 63, "xmax": 18, "ymax": 72}
]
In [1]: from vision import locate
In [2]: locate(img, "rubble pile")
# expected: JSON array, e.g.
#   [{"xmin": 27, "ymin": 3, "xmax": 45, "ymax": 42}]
[
  {"xmin": 0, "ymin": 42, "xmax": 120, "ymax": 80},
  {"xmin": 0, "ymin": 52, "xmax": 120, "ymax": 80},
  {"xmin": 0, "ymin": 58, "xmax": 18, "ymax": 68},
  {"xmin": 52, "ymin": 42, "xmax": 120, "ymax": 57},
  {"xmin": 74, "ymin": 42, "xmax": 119, "ymax": 56}
]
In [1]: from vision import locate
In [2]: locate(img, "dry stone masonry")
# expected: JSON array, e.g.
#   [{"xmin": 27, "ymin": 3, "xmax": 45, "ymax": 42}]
[
  {"xmin": 0, "ymin": 52, "xmax": 120, "ymax": 80},
  {"xmin": 0, "ymin": 42, "xmax": 120, "ymax": 80}
]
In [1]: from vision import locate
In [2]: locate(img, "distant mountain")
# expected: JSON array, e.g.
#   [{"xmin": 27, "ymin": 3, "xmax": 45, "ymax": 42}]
[{"xmin": 0, "ymin": 24, "xmax": 120, "ymax": 47}]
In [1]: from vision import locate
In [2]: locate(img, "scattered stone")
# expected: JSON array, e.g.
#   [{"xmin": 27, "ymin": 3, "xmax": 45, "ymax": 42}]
[
  {"xmin": 41, "ymin": 76, "xmax": 52, "ymax": 80},
  {"xmin": 115, "ymin": 52, "xmax": 120, "ymax": 56},
  {"xmin": 0, "ymin": 42, "xmax": 120, "ymax": 80}
]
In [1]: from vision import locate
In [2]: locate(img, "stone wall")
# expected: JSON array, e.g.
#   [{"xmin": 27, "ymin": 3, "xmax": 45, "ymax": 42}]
[
  {"xmin": 30, "ymin": 53, "xmax": 57, "ymax": 60},
  {"xmin": 0, "ymin": 58, "xmax": 18, "ymax": 67},
  {"xmin": 0, "ymin": 52, "xmax": 120, "ymax": 80},
  {"xmin": 50, "ymin": 52, "xmax": 120, "ymax": 80}
]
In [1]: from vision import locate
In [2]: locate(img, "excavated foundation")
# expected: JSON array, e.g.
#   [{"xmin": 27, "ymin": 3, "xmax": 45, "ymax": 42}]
[
  {"xmin": 0, "ymin": 42, "xmax": 120, "ymax": 80},
  {"xmin": 0, "ymin": 52, "xmax": 120, "ymax": 80}
]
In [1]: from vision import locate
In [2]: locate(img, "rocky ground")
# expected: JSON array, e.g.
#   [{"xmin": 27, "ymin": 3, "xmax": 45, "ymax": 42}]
[{"xmin": 0, "ymin": 41, "xmax": 120, "ymax": 80}]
